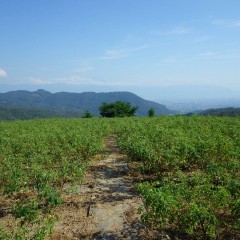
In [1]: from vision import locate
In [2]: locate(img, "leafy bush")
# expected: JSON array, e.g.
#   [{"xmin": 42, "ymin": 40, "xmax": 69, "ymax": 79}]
[{"xmin": 99, "ymin": 101, "xmax": 138, "ymax": 117}]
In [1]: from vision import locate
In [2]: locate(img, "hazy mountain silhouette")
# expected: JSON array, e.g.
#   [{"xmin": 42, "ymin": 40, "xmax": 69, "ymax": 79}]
[{"xmin": 0, "ymin": 89, "xmax": 172, "ymax": 117}]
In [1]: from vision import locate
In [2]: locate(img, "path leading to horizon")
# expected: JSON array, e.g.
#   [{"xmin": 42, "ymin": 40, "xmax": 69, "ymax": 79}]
[{"xmin": 51, "ymin": 136, "xmax": 168, "ymax": 240}]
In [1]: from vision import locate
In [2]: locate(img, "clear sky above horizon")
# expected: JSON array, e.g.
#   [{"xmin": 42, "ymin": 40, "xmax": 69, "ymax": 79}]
[{"xmin": 0, "ymin": 0, "xmax": 240, "ymax": 99}]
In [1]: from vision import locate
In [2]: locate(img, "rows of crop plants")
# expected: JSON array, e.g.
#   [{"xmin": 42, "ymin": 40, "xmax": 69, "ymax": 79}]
[
  {"xmin": 0, "ymin": 118, "xmax": 111, "ymax": 239},
  {"xmin": 117, "ymin": 116, "xmax": 240, "ymax": 239}
]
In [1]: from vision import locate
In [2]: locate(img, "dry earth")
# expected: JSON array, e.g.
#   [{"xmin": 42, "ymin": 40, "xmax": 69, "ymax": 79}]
[{"xmin": 51, "ymin": 136, "xmax": 168, "ymax": 240}]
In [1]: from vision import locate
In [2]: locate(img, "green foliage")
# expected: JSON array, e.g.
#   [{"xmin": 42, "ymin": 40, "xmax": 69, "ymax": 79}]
[
  {"xmin": 138, "ymin": 172, "xmax": 231, "ymax": 239},
  {"xmin": 116, "ymin": 116, "xmax": 240, "ymax": 239},
  {"xmin": 148, "ymin": 107, "xmax": 155, "ymax": 117},
  {"xmin": 0, "ymin": 118, "xmax": 111, "ymax": 238},
  {"xmin": 13, "ymin": 200, "xmax": 40, "ymax": 224},
  {"xmin": 0, "ymin": 116, "xmax": 239, "ymax": 239},
  {"xmin": 0, "ymin": 107, "xmax": 84, "ymax": 121},
  {"xmin": 0, "ymin": 216, "xmax": 55, "ymax": 240},
  {"xmin": 200, "ymin": 107, "xmax": 240, "ymax": 117},
  {"xmin": 0, "ymin": 90, "xmax": 171, "ymax": 117},
  {"xmin": 38, "ymin": 185, "xmax": 62, "ymax": 209},
  {"xmin": 82, "ymin": 110, "xmax": 93, "ymax": 118},
  {"xmin": 99, "ymin": 101, "xmax": 138, "ymax": 117}
]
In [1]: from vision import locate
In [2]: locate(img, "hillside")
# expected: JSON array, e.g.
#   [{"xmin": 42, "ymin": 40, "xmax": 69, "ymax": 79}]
[
  {"xmin": 199, "ymin": 107, "xmax": 240, "ymax": 117},
  {"xmin": 0, "ymin": 89, "xmax": 172, "ymax": 116},
  {"xmin": 0, "ymin": 107, "xmax": 84, "ymax": 121}
]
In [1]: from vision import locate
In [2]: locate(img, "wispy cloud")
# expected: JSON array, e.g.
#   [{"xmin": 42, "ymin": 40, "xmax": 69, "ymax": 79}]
[
  {"xmin": 101, "ymin": 45, "xmax": 148, "ymax": 60},
  {"xmin": 212, "ymin": 19, "xmax": 240, "ymax": 28},
  {"xmin": 190, "ymin": 36, "xmax": 211, "ymax": 44},
  {"xmin": 196, "ymin": 51, "xmax": 218, "ymax": 58},
  {"xmin": 75, "ymin": 66, "xmax": 94, "ymax": 73},
  {"xmin": 151, "ymin": 26, "xmax": 192, "ymax": 36},
  {"xmin": 158, "ymin": 50, "xmax": 240, "ymax": 66},
  {"xmin": 158, "ymin": 56, "xmax": 193, "ymax": 66},
  {"xmin": 25, "ymin": 77, "xmax": 53, "ymax": 85},
  {"xmin": 0, "ymin": 69, "xmax": 7, "ymax": 77},
  {"xmin": 24, "ymin": 76, "xmax": 137, "ymax": 87},
  {"xmin": 196, "ymin": 51, "xmax": 240, "ymax": 61},
  {"xmin": 25, "ymin": 76, "xmax": 89, "ymax": 85}
]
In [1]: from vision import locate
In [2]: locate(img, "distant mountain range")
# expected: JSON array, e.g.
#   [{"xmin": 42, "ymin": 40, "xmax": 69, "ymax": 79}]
[
  {"xmin": 0, "ymin": 89, "xmax": 172, "ymax": 119},
  {"xmin": 153, "ymin": 85, "xmax": 240, "ymax": 113},
  {"xmin": 153, "ymin": 85, "xmax": 240, "ymax": 100},
  {"xmin": 199, "ymin": 107, "xmax": 240, "ymax": 117}
]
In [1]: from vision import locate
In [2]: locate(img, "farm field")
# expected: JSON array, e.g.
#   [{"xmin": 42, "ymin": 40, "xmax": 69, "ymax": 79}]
[
  {"xmin": 0, "ymin": 118, "xmax": 111, "ymax": 239},
  {"xmin": 0, "ymin": 116, "xmax": 239, "ymax": 239},
  {"xmin": 117, "ymin": 116, "xmax": 240, "ymax": 239}
]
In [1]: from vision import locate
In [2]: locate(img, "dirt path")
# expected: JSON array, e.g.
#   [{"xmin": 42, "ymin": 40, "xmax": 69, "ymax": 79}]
[{"xmin": 52, "ymin": 136, "xmax": 162, "ymax": 240}]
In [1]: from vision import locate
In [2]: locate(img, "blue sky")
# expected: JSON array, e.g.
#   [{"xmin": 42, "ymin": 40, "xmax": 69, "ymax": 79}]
[{"xmin": 0, "ymin": 0, "xmax": 240, "ymax": 99}]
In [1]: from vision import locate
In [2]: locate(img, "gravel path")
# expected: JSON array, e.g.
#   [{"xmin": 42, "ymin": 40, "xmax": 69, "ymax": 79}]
[{"xmin": 51, "ymin": 136, "xmax": 151, "ymax": 240}]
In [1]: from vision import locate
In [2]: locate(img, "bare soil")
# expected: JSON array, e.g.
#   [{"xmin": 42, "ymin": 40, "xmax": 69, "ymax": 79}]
[{"xmin": 51, "ymin": 136, "xmax": 167, "ymax": 240}]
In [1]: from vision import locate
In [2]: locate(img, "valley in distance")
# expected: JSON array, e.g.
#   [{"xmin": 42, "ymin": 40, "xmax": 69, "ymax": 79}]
[{"xmin": 1, "ymin": 87, "xmax": 240, "ymax": 120}]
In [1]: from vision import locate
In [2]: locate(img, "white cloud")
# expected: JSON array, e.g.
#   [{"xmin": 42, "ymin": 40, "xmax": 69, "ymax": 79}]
[
  {"xmin": 151, "ymin": 26, "xmax": 192, "ymax": 36},
  {"xmin": 212, "ymin": 19, "xmax": 240, "ymax": 28},
  {"xmin": 101, "ymin": 45, "xmax": 148, "ymax": 60},
  {"xmin": 23, "ymin": 76, "xmax": 93, "ymax": 85},
  {"xmin": 190, "ymin": 36, "xmax": 211, "ymax": 44},
  {"xmin": 232, "ymin": 20, "xmax": 240, "ymax": 28},
  {"xmin": 158, "ymin": 50, "xmax": 240, "ymax": 66},
  {"xmin": 0, "ymin": 69, "xmax": 7, "ymax": 77},
  {"xmin": 158, "ymin": 56, "xmax": 194, "ymax": 66},
  {"xmin": 196, "ymin": 51, "xmax": 240, "ymax": 61},
  {"xmin": 102, "ymin": 49, "xmax": 129, "ymax": 60},
  {"xmin": 75, "ymin": 66, "xmax": 94, "ymax": 73},
  {"xmin": 25, "ymin": 77, "xmax": 53, "ymax": 85},
  {"xmin": 57, "ymin": 76, "xmax": 93, "ymax": 85},
  {"xmin": 25, "ymin": 76, "xmax": 87, "ymax": 85},
  {"xmin": 197, "ymin": 52, "xmax": 218, "ymax": 58},
  {"xmin": 23, "ymin": 75, "xmax": 139, "ymax": 87},
  {"xmin": 55, "ymin": 76, "xmax": 138, "ymax": 86}
]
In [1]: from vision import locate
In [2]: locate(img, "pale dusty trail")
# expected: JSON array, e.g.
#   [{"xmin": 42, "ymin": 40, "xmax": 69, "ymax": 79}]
[{"xmin": 51, "ymin": 136, "xmax": 160, "ymax": 240}]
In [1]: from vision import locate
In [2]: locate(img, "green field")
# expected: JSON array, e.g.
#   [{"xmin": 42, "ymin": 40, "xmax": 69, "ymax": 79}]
[{"xmin": 0, "ymin": 116, "xmax": 239, "ymax": 239}]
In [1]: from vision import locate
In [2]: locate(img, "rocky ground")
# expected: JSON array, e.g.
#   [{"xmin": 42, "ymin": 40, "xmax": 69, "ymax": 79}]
[{"xmin": 51, "ymin": 136, "xmax": 168, "ymax": 240}]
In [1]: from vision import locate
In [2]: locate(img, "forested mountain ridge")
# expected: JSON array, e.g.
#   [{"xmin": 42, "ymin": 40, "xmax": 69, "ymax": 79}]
[
  {"xmin": 0, "ymin": 89, "xmax": 172, "ymax": 116},
  {"xmin": 199, "ymin": 107, "xmax": 240, "ymax": 117}
]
